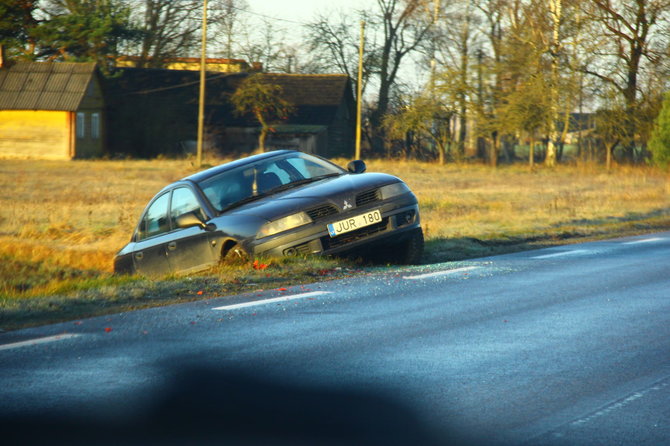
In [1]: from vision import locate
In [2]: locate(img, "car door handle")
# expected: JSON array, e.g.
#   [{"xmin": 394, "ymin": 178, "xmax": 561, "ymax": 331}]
[
  {"xmin": 134, "ymin": 252, "xmax": 144, "ymax": 260},
  {"xmin": 167, "ymin": 242, "xmax": 177, "ymax": 251}
]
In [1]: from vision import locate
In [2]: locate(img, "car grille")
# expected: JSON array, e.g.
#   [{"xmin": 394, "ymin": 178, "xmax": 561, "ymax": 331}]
[
  {"xmin": 321, "ymin": 217, "xmax": 389, "ymax": 249},
  {"xmin": 306, "ymin": 204, "xmax": 338, "ymax": 221},
  {"xmin": 355, "ymin": 189, "xmax": 380, "ymax": 207}
]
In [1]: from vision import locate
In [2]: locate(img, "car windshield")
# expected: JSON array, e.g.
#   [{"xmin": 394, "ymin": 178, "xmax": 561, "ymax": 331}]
[{"xmin": 197, "ymin": 152, "xmax": 346, "ymax": 213}]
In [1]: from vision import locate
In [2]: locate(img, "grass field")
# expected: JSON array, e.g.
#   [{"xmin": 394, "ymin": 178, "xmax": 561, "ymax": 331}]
[{"xmin": 1, "ymin": 157, "xmax": 669, "ymax": 330}]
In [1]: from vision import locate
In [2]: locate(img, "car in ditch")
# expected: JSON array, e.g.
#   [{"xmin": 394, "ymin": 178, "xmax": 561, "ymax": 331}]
[{"xmin": 114, "ymin": 150, "xmax": 423, "ymax": 276}]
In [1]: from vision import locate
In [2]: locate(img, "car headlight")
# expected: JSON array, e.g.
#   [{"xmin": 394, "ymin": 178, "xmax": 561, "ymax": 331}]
[
  {"xmin": 257, "ymin": 211, "xmax": 311, "ymax": 238},
  {"xmin": 379, "ymin": 182, "xmax": 411, "ymax": 199}
]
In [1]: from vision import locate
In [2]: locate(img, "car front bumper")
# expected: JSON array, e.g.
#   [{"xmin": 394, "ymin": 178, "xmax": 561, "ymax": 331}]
[{"xmin": 251, "ymin": 199, "xmax": 421, "ymax": 258}]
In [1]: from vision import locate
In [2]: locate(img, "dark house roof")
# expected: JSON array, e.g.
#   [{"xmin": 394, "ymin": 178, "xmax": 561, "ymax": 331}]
[
  {"xmin": 0, "ymin": 61, "xmax": 98, "ymax": 111},
  {"xmin": 212, "ymin": 73, "xmax": 352, "ymax": 127},
  {"xmin": 258, "ymin": 74, "xmax": 350, "ymax": 107},
  {"xmin": 104, "ymin": 69, "xmax": 352, "ymax": 125}
]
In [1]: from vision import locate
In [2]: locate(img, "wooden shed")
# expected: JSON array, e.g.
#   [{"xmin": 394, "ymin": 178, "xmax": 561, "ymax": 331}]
[{"xmin": 0, "ymin": 61, "xmax": 105, "ymax": 159}]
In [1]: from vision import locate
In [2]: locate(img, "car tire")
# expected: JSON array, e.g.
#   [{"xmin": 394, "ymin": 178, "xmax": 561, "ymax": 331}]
[
  {"xmin": 394, "ymin": 228, "xmax": 424, "ymax": 265},
  {"xmin": 223, "ymin": 244, "xmax": 249, "ymax": 264}
]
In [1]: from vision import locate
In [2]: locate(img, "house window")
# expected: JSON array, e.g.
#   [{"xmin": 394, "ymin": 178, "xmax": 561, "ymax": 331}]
[
  {"xmin": 76, "ymin": 112, "xmax": 86, "ymax": 138},
  {"xmin": 91, "ymin": 113, "xmax": 100, "ymax": 139}
]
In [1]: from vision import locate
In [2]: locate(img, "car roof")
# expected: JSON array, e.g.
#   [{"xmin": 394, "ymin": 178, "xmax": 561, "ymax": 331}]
[{"xmin": 183, "ymin": 150, "xmax": 297, "ymax": 184}]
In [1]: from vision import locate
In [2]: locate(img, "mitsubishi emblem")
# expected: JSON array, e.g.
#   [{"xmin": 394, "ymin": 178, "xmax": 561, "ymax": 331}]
[{"xmin": 343, "ymin": 200, "xmax": 353, "ymax": 210}]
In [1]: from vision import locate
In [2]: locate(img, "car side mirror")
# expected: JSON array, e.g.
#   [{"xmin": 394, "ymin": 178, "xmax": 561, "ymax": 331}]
[
  {"xmin": 176, "ymin": 213, "xmax": 215, "ymax": 231},
  {"xmin": 347, "ymin": 160, "xmax": 366, "ymax": 174}
]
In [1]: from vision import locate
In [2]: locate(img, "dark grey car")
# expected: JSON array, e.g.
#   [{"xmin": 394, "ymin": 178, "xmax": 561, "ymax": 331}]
[{"xmin": 114, "ymin": 150, "xmax": 423, "ymax": 276}]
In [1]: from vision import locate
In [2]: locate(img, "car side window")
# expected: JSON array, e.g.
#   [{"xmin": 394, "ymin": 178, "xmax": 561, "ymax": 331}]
[
  {"xmin": 136, "ymin": 193, "xmax": 170, "ymax": 241},
  {"xmin": 170, "ymin": 187, "xmax": 206, "ymax": 224}
]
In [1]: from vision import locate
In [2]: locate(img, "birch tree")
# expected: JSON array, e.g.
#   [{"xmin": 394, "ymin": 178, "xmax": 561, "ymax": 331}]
[{"xmin": 544, "ymin": 0, "xmax": 562, "ymax": 166}]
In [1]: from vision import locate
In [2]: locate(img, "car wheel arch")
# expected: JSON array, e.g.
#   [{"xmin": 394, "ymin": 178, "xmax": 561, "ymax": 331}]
[{"xmin": 220, "ymin": 238, "xmax": 250, "ymax": 263}]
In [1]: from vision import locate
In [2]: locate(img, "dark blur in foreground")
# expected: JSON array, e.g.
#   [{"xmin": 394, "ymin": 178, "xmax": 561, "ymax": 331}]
[{"xmin": 0, "ymin": 366, "xmax": 479, "ymax": 446}]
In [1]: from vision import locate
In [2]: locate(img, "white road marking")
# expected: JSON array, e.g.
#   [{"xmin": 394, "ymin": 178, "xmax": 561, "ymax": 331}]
[
  {"xmin": 0, "ymin": 333, "xmax": 81, "ymax": 351},
  {"xmin": 403, "ymin": 266, "xmax": 480, "ymax": 280},
  {"xmin": 532, "ymin": 249, "xmax": 589, "ymax": 259},
  {"xmin": 569, "ymin": 379, "xmax": 669, "ymax": 428},
  {"xmin": 623, "ymin": 237, "xmax": 664, "ymax": 245},
  {"xmin": 212, "ymin": 291, "xmax": 332, "ymax": 311}
]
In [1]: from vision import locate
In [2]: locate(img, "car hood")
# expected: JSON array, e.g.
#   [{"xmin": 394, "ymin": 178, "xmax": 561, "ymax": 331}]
[{"xmin": 224, "ymin": 172, "xmax": 402, "ymax": 221}]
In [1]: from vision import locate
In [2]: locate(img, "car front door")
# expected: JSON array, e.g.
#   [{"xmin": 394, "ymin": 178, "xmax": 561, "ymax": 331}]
[
  {"xmin": 132, "ymin": 192, "xmax": 171, "ymax": 276},
  {"xmin": 166, "ymin": 187, "xmax": 217, "ymax": 274}
]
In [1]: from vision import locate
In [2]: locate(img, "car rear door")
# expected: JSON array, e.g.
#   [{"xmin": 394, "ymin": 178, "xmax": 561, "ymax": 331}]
[{"xmin": 132, "ymin": 192, "xmax": 171, "ymax": 276}]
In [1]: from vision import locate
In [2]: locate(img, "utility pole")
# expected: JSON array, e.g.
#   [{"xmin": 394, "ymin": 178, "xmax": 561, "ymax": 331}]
[
  {"xmin": 430, "ymin": 0, "xmax": 439, "ymax": 90},
  {"xmin": 355, "ymin": 20, "xmax": 365, "ymax": 160},
  {"xmin": 196, "ymin": 0, "xmax": 208, "ymax": 168},
  {"xmin": 430, "ymin": 0, "xmax": 440, "ymax": 162}
]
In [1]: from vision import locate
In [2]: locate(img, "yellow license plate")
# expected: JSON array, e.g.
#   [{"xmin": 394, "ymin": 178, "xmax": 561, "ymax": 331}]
[{"xmin": 327, "ymin": 209, "xmax": 382, "ymax": 237}]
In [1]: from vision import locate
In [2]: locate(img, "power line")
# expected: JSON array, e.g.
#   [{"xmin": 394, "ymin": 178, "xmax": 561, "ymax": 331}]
[
  {"xmin": 125, "ymin": 72, "xmax": 235, "ymax": 95},
  {"xmin": 228, "ymin": 3, "xmax": 309, "ymax": 26}
]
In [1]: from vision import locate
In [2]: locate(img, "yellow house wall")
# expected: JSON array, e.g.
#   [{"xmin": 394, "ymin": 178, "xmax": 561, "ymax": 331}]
[
  {"xmin": 115, "ymin": 59, "xmax": 246, "ymax": 72},
  {"xmin": 0, "ymin": 110, "xmax": 72, "ymax": 160}
]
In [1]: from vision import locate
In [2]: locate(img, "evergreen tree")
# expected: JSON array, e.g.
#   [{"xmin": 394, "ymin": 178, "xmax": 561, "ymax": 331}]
[
  {"xmin": 32, "ymin": 0, "xmax": 135, "ymax": 68},
  {"xmin": 0, "ymin": 0, "xmax": 39, "ymax": 58},
  {"xmin": 648, "ymin": 92, "xmax": 670, "ymax": 169}
]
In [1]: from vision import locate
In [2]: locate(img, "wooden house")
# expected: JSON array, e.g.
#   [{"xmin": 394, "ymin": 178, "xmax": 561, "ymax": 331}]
[
  {"xmin": 104, "ymin": 69, "xmax": 355, "ymax": 159},
  {"xmin": 0, "ymin": 61, "xmax": 105, "ymax": 159}
]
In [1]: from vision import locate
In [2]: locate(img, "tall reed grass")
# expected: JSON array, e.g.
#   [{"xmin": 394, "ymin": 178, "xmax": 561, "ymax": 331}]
[{"xmin": 1, "ymin": 157, "xmax": 668, "ymax": 328}]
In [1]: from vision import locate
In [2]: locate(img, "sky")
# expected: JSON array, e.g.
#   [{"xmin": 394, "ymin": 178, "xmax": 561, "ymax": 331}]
[
  {"xmin": 242, "ymin": 0, "xmax": 429, "ymax": 88},
  {"xmin": 247, "ymin": 0, "xmax": 376, "ymax": 25}
]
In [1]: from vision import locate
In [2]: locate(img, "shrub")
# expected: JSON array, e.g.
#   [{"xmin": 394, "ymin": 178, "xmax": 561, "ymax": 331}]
[{"xmin": 648, "ymin": 92, "xmax": 670, "ymax": 168}]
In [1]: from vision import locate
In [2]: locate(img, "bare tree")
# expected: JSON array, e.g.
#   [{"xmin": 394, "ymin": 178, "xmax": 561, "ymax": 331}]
[
  {"xmin": 127, "ymin": 0, "xmax": 202, "ymax": 67},
  {"xmin": 369, "ymin": 0, "xmax": 435, "ymax": 154},
  {"xmin": 427, "ymin": 0, "xmax": 482, "ymax": 159},
  {"xmin": 209, "ymin": 0, "xmax": 248, "ymax": 60},
  {"xmin": 306, "ymin": 1, "xmax": 434, "ymax": 155},
  {"xmin": 581, "ymin": 0, "xmax": 670, "ymax": 163},
  {"xmin": 236, "ymin": 18, "xmax": 286, "ymax": 72},
  {"xmin": 305, "ymin": 10, "xmax": 377, "ymax": 98},
  {"xmin": 472, "ymin": 0, "xmax": 510, "ymax": 165}
]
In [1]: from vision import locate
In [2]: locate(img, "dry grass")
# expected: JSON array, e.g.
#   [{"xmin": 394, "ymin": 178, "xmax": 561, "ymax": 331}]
[
  {"xmin": 1, "ymin": 157, "xmax": 669, "ymax": 330},
  {"xmin": 360, "ymin": 160, "xmax": 670, "ymax": 261}
]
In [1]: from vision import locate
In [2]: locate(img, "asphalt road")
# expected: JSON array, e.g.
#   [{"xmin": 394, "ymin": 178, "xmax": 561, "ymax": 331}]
[{"xmin": 1, "ymin": 232, "xmax": 669, "ymax": 445}]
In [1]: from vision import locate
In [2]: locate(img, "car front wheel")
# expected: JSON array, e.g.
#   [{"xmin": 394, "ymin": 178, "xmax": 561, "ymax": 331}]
[{"xmin": 394, "ymin": 228, "xmax": 424, "ymax": 265}]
